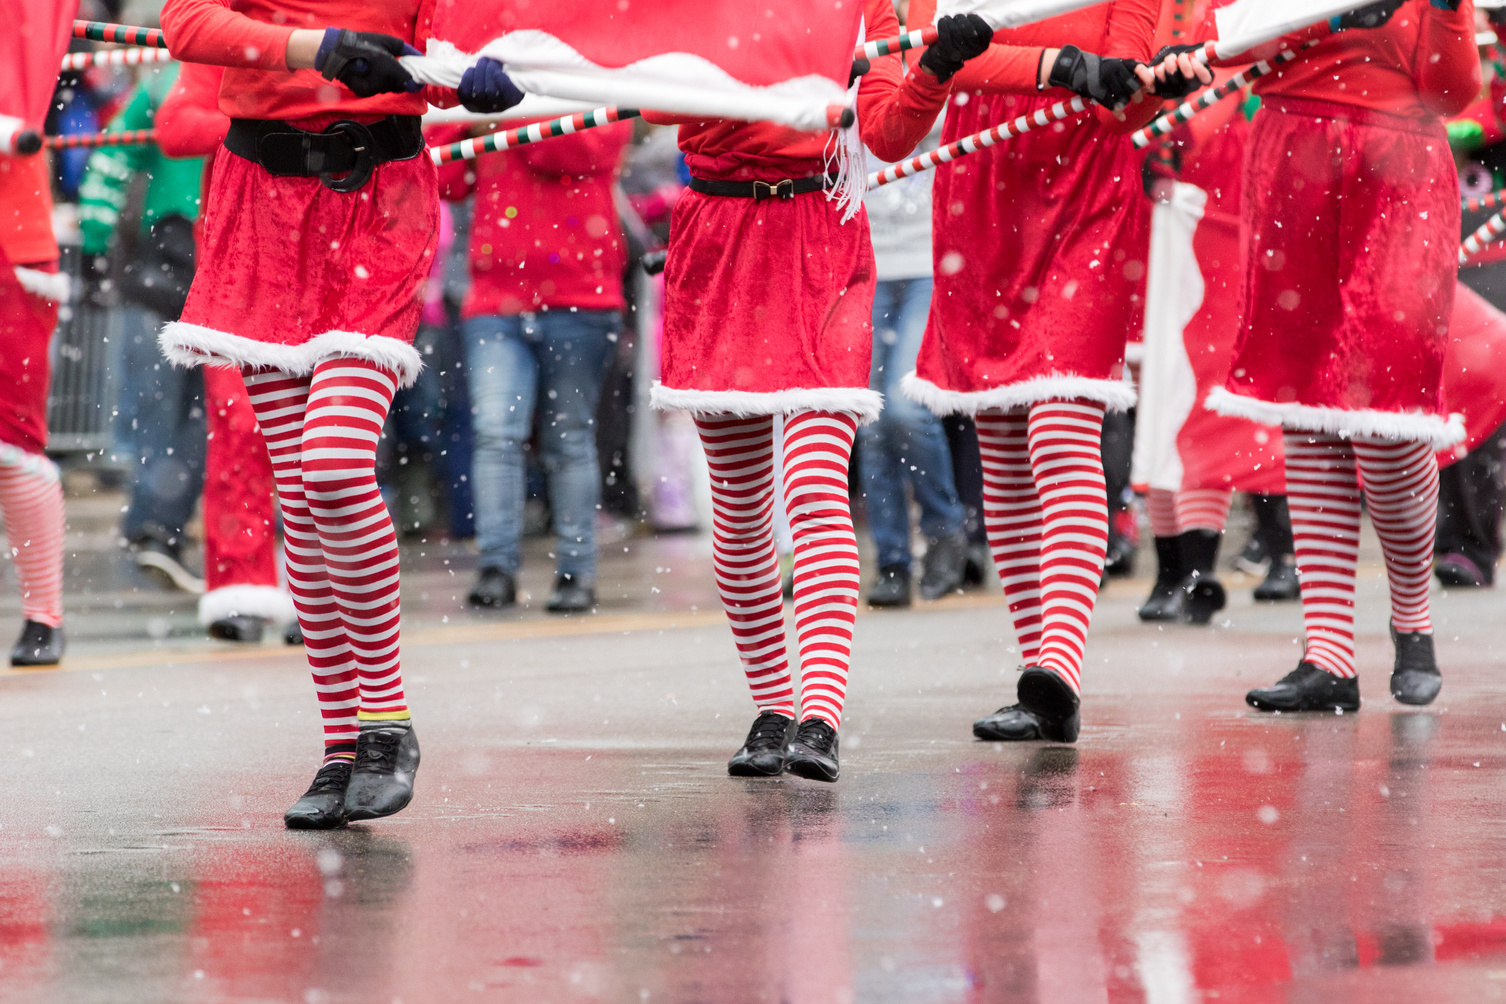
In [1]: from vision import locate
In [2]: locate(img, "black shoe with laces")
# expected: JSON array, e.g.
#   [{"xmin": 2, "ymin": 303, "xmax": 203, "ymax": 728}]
[
  {"xmin": 867, "ymin": 564, "xmax": 912, "ymax": 608},
  {"xmin": 1246, "ymin": 661, "xmax": 1359, "ymax": 712},
  {"xmin": 727, "ymin": 711, "xmax": 796, "ymax": 777},
  {"xmin": 284, "ymin": 760, "xmax": 353, "ymax": 830},
  {"xmin": 784, "ymin": 718, "xmax": 840, "ymax": 782},
  {"xmin": 468, "ymin": 567, "xmax": 517, "ymax": 608},
  {"xmin": 973, "ymin": 666, "xmax": 1080, "ymax": 743},
  {"xmin": 1390, "ymin": 624, "xmax": 1442, "ymax": 706},
  {"xmin": 10, "ymin": 620, "xmax": 63, "ymax": 667},
  {"xmin": 344, "ymin": 725, "xmax": 420, "ymax": 821},
  {"xmin": 546, "ymin": 573, "xmax": 596, "ymax": 613}
]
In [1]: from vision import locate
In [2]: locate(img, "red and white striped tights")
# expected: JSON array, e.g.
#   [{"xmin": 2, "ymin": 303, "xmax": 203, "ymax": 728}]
[
  {"xmin": 1146, "ymin": 487, "xmax": 1233, "ymax": 538},
  {"xmin": 1284, "ymin": 432, "xmax": 1438, "ymax": 679},
  {"xmin": 243, "ymin": 360, "xmax": 409, "ymax": 762},
  {"xmin": 0, "ymin": 447, "xmax": 64, "ymax": 627},
  {"xmin": 975, "ymin": 401, "xmax": 1109, "ymax": 695},
  {"xmin": 694, "ymin": 411, "xmax": 861, "ymax": 730}
]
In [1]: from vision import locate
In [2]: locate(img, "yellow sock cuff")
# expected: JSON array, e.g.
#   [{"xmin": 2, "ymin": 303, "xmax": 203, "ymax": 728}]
[{"xmin": 357, "ymin": 710, "xmax": 413, "ymax": 722}]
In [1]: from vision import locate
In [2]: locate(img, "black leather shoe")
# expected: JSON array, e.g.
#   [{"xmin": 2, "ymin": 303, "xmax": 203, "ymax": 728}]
[
  {"xmin": 784, "ymin": 718, "xmax": 840, "ymax": 782},
  {"xmin": 10, "ymin": 620, "xmax": 63, "ymax": 667},
  {"xmin": 974, "ymin": 667, "xmax": 1080, "ymax": 743},
  {"xmin": 284, "ymin": 760, "xmax": 353, "ymax": 830},
  {"xmin": 208, "ymin": 614, "xmax": 266, "ymax": 643},
  {"xmin": 284, "ymin": 621, "xmax": 305, "ymax": 646},
  {"xmin": 1435, "ymin": 552, "xmax": 1490, "ymax": 588},
  {"xmin": 1390, "ymin": 624, "xmax": 1441, "ymax": 706},
  {"xmin": 344, "ymin": 726, "xmax": 420, "ymax": 821},
  {"xmin": 919, "ymin": 532, "xmax": 969, "ymax": 600},
  {"xmin": 1253, "ymin": 556, "xmax": 1301, "ymax": 602},
  {"xmin": 1138, "ymin": 537, "xmax": 1184, "ymax": 621},
  {"xmin": 1178, "ymin": 530, "xmax": 1226, "ymax": 625},
  {"xmin": 1103, "ymin": 529, "xmax": 1137, "ymax": 578},
  {"xmin": 867, "ymin": 564, "xmax": 912, "ymax": 608},
  {"xmin": 1246, "ymin": 662, "xmax": 1359, "ymax": 712},
  {"xmin": 727, "ymin": 711, "xmax": 796, "ymax": 777},
  {"xmin": 546, "ymin": 573, "xmax": 596, "ymax": 613},
  {"xmin": 468, "ymin": 567, "xmax": 517, "ymax": 608}
]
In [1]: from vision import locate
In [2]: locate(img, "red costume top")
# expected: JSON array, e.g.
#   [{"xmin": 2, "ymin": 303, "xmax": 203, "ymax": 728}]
[
  {"xmin": 159, "ymin": 0, "xmax": 451, "ymax": 123},
  {"xmin": 1207, "ymin": 1, "xmax": 1478, "ymax": 449},
  {"xmin": 904, "ymin": 0, "xmax": 1159, "ymax": 416},
  {"xmin": 649, "ymin": 0, "xmax": 952, "ymax": 422},
  {"xmin": 457, "ymin": 125, "xmax": 632, "ymax": 317},
  {"xmin": 156, "ymin": 62, "xmax": 231, "ymax": 157},
  {"xmin": 157, "ymin": 0, "xmax": 445, "ymax": 388},
  {"xmin": 0, "ymin": 155, "xmax": 57, "ymax": 267}
]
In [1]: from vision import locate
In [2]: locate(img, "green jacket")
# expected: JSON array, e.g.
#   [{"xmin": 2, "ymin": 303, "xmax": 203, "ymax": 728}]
[{"xmin": 77, "ymin": 64, "xmax": 206, "ymax": 256}]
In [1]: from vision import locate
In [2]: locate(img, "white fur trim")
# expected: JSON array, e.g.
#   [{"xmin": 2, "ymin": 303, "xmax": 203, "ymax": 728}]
[
  {"xmin": 900, "ymin": 371, "xmax": 1137, "ymax": 416},
  {"xmin": 13, "ymin": 267, "xmax": 70, "ymax": 303},
  {"xmin": 649, "ymin": 382, "xmax": 883, "ymax": 424},
  {"xmin": 1204, "ymin": 387, "xmax": 1465, "ymax": 449},
  {"xmin": 160, "ymin": 322, "xmax": 423, "ymax": 388},
  {"xmin": 197, "ymin": 584, "xmax": 297, "ymax": 626}
]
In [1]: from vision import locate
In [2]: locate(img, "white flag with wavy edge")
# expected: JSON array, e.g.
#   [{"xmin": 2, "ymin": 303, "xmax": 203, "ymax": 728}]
[{"xmin": 936, "ymin": 0, "xmax": 1111, "ymax": 29}]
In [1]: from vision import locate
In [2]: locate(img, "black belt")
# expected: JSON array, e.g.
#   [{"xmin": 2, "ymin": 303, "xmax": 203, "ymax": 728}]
[
  {"xmin": 687, "ymin": 174, "xmax": 830, "ymax": 201},
  {"xmin": 224, "ymin": 115, "xmax": 423, "ymax": 193}
]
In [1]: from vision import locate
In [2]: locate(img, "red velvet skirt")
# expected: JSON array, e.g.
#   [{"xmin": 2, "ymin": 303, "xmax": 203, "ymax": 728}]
[
  {"xmin": 1212, "ymin": 97, "xmax": 1461, "ymax": 447},
  {"xmin": 908, "ymin": 92, "xmax": 1148, "ymax": 415},
  {"xmin": 0, "ymin": 258, "xmax": 59, "ymax": 454},
  {"xmin": 163, "ymin": 148, "xmax": 437, "ymax": 387},
  {"xmin": 653, "ymin": 187, "xmax": 881, "ymax": 422}
]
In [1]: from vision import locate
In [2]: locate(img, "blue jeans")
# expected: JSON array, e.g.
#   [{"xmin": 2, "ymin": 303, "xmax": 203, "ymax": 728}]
[
  {"xmin": 117, "ymin": 305, "xmax": 205, "ymax": 547},
  {"xmin": 462, "ymin": 310, "xmax": 618, "ymax": 580},
  {"xmin": 859, "ymin": 278, "xmax": 965, "ymax": 569}
]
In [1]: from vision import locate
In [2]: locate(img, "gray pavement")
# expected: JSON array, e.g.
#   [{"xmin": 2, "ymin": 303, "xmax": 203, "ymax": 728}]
[{"xmin": 0, "ymin": 504, "xmax": 1505, "ymax": 1002}]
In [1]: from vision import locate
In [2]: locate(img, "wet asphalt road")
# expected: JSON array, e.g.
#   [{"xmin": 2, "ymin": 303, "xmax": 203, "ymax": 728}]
[{"xmin": 1, "ymin": 549, "xmax": 1505, "ymax": 1003}]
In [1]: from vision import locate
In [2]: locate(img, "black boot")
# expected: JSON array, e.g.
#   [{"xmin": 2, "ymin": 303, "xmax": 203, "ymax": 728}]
[
  {"xmin": 546, "ymin": 573, "xmax": 596, "ymax": 613},
  {"xmin": 919, "ymin": 532, "xmax": 969, "ymax": 600},
  {"xmin": 727, "ymin": 711, "xmax": 796, "ymax": 777},
  {"xmin": 468, "ymin": 567, "xmax": 516, "ymax": 608},
  {"xmin": 973, "ymin": 666, "xmax": 1080, "ymax": 743},
  {"xmin": 284, "ymin": 759, "xmax": 353, "ymax": 830},
  {"xmin": 1253, "ymin": 555, "xmax": 1301, "ymax": 601},
  {"xmin": 1138, "ymin": 537, "xmax": 1184, "ymax": 621},
  {"xmin": 1390, "ymin": 624, "xmax": 1442, "ymax": 706},
  {"xmin": 784, "ymin": 718, "xmax": 840, "ymax": 782},
  {"xmin": 284, "ymin": 621, "xmax": 305, "ymax": 646},
  {"xmin": 1178, "ymin": 530, "xmax": 1227, "ymax": 625},
  {"xmin": 208, "ymin": 614, "xmax": 266, "ymax": 643},
  {"xmin": 962, "ymin": 540, "xmax": 992, "ymax": 588},
  {"xmin": 1246, "ymin": 662, "xmax": 1360, "ymax": 712},
  {"xmin": 10, "ymin": 620, "xmax": 63, "ymax": 667},
  {"xmin": 344, "ymin": 724, "xmax": 420, "ymax": 821},
  {"xmin": 867, "ymin": 564, "xmax": 912, "ymax": 608}
]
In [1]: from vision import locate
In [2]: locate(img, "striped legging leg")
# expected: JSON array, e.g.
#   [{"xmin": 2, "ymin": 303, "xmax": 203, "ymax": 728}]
[
  {"xmin": 695, "ymin": 415, "xmax": 796, "ymax": 719},
  {"xmin": 1175, "ymin": 488, "xmax": 1233, "ymax": 534},
  {"xmin": 0, "ymin": 449, "xmax": 64, "ymax": 627},
  {"xmin": 1146, "ymin": 487, "xmax": 1180, "ymax": 539},
  {"xmin": 783, "ymin": 411, "xmax": 861, "ymax": 729},
  {"xmin": 977, "ymin": 401, "xmax": 1109, "ymax": 693},
  {"xmin": 1353, "ymin": 438, "xmax": 1438, "ymax": 635},
  {"xmin": 1284, "ymin": 432, "xmax": 1362, "ymax": 677},
  {"xmin": 244, "ymin": 360, "xmax": 408, "ymax": 760}
]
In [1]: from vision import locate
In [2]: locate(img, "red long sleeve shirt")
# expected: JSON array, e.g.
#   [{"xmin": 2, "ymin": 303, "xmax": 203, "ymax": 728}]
[
  {"xmin": 159, "ymin": 0, "xmax": 451, "ymax": 123},
  {"xmin": 459, "ymin": 125, "xmax": 633, "ymax": 317},
  {"xmin": 1217, "ymin": 0, "xmax": 1479, "ymax": 120},
  {"xmin": 156, "ymin": 62, "xmax": 230, "ymax": 157},
  {"xmin": 647, "ymin": 0, "xmax": 953, "ymax": 181},
  {"xmin": 908, "ymin": 0, "xmax": 1162, "ymax": 133}
]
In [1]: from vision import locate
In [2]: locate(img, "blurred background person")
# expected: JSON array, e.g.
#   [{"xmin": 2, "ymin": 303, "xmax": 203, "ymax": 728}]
[
  {"xmin": 77, "ymin": 61, "xmax": 207, "ymax": 594},
  {"xmin": 453, "ymin": 122, "xmax": 633, "ymax": 613}
]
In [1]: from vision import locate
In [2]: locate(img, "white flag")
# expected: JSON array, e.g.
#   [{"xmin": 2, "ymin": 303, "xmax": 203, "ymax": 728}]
[
  {"xmin": 937, "ymin": 0, "xmax": 1111, "ymax": 30},
  {"xmin": 1213, "ymin": 0, "xmax": 1377, "ymax": 57}
]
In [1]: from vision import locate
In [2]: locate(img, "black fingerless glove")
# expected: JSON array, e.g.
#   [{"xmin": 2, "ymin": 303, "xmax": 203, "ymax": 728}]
[
  {"xmin": 315, "ymin": 28, "xmax": 416, "ymax": 98},
  {"xmin": 918, "ymin": 14, "xmax": 994, "ymax": 83},
  {"xmin": 1332, "ymin": 0, "xmax": 1405, "ymax": 31},
  {"xmin": 1149, "ymin": 42, "xmax": 1205, "ymax": 100},
  {"xmin": 1048, "ymin": 44, "xmax": 1143, "ymax": 109}
]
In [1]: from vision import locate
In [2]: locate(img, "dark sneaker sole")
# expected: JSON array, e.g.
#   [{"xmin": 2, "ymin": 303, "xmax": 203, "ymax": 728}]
[
  {"xmin": 284, "ymin": 812, "xmax": 346, "ymax": 830},
  {"xmin": 1017, "ymin": 669, "xmax": 1081, "ymax": 743},
  {"xmin": 343, "ymin": 791, "xmax": 414, "ymax": 822},
  {"xmin": 784, "ymin": 756, "xmax": 838, "ymax": 783},
  {"xmin": 728, "ymin": 760, "xmax": 785, "ymax": 778},
  {"xmin": 1245, "ymin": 694, "xmax": 1361, "ymax": 713}
]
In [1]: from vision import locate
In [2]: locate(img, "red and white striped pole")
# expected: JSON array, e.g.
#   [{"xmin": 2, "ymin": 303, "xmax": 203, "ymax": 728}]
[
  {"xmin": 61, "ymin": 47, "xmax": 174, "ymax": 71},
  {"xmin": 1461, "ymin": 212, "xmax": 1506, "ymax": 265},
  {"xmin": 1463, "ymin": 190, "xmax": 1506, "ymax": 214},
  {"xmin": 868, "ymin": 95, "xmax": 1089, "ymax": 188},
  {"xmin": 857, "ymin": 26, "xmax": 937, "ymax": 60},
  {"xmin": 429, "ymin": 107, "xmax": 639, "ymax": 165},
  {"xmin": 1130, "ymin": 46, "xmax": 1309, "ymax": 149}
]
